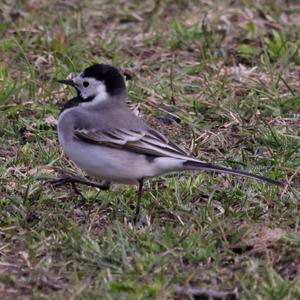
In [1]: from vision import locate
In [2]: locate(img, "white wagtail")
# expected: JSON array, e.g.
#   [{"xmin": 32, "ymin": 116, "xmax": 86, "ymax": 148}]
[{"xmin": 52, "ymin": 63, "xmax": 281, "ymax": 221}]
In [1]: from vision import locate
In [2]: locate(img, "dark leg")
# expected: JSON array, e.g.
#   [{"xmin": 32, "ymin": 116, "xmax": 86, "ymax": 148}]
[
  {"xmin": 46, "ymin": 176, "xmax": 110, "ymax": 199},
  {"xmin": 71, "ymin": 182, "xmax": 87, "ymax": 200},
  {"xmin": 134, "ymin": 178, "xmax": 144, "ymax": 224},
  {"xmin": 47, "ymin": 175, "xmax": 110, "ymax": 190}
]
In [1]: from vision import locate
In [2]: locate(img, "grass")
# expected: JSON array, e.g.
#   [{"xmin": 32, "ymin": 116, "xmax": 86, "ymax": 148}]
[{"xmin": 0, "ymin": 0, "xmax": 299, "ymax": 299}]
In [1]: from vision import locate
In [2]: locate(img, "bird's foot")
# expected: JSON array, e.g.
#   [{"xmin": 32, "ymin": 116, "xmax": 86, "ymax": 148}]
[
  {"xmin": 46, "ymin": 175, "xmax": 110, "ymax": 199},
  {"xmin": 47, "ymin": 175, "xmax": 109, "ymax": 189}
]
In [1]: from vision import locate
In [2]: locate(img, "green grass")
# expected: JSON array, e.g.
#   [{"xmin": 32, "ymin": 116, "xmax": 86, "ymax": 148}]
[{"xmin": 0, "ymin": 0, "xmax": 300, "ymax": 299}]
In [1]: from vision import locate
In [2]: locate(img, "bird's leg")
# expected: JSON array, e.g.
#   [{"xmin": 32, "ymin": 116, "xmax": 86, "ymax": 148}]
[
  {"xmin": 47, "ymin": 175, "xmax": 110, "ymax": 191},
  {"xmin": 77, "ymin": 179, "xmax": 110, "ymax": 190},
  {"xmin": 47, "ymin": 175, "xmax": 110, "ymax": 190},
  {"xmin": 133, "ymin": 178, "xmax": 144, "ymax": 224},
  {"xmin": 71, "ymin": 181, "xmax": 87, "ymax": 200},
  {"xmin": 47, "ymin": 176, "xmax": 110, "ymax": 201}
]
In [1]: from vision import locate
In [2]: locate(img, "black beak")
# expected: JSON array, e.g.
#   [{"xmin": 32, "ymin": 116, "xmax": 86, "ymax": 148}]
[{"xmin": 57, "ymin": 79, "xmax": 77, "ymax": 87}]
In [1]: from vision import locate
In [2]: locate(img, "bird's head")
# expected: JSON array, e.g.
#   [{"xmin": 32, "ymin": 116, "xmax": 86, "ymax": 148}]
[{"xmin": 58, "ymin": 64, "xmax": 127, "ymax": 106}]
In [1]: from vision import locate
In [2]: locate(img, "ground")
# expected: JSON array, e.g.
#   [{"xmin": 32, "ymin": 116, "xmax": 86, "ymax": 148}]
[{"xmin": 0, "ymin": 0, "xmax": 300, "ymax": 299}]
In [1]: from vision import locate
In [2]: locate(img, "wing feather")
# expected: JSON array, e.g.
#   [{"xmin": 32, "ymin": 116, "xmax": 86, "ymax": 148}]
[{"xmin": 75, "ymin": 127, "xmax": 190, "ymax": 159}]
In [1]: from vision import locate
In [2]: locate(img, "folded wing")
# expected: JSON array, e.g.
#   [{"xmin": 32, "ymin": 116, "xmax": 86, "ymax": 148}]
[{"xmin": 75, "ymin": 127, "xmax": 193, "ymax": 160}]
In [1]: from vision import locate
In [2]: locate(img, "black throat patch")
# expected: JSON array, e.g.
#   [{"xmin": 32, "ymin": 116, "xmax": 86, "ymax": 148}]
[{"xmin": 60, "ymin": 95, "xmax": 95, "ymax": 114}]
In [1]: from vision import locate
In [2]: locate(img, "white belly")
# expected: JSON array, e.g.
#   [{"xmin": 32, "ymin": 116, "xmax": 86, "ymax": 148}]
[
  {"xmin": 60, "ymin": 138, "xmax": 184, "ymax": 184},
  {"xmin": 61, "ymin": 139, "xmax": 183, "ymax": 184}
]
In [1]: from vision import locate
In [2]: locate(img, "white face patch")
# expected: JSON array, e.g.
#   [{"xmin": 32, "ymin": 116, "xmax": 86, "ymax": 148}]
[
  {"xmin": 80, "ymin": 81, "xmax": 109, "ymax": 108},
  {"xmin": 71, "ymin": 75, "xmax": 109, "ymax": 107}
]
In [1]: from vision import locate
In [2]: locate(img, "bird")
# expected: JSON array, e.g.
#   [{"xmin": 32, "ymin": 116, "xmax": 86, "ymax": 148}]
[{"xmin": 52, "ymin": 63, "xmax": 281, "ymax": 222}]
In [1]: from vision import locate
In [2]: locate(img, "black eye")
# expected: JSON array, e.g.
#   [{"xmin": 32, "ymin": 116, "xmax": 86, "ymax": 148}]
[{"xmin": 83, "ymin": 81, "xmax": 89, "ymax": 88}]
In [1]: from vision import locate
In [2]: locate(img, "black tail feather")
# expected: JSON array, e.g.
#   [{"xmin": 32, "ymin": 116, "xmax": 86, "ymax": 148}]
[{"xmin": 183, "ymin": 160, "xmax": 282, "ymax": 186}]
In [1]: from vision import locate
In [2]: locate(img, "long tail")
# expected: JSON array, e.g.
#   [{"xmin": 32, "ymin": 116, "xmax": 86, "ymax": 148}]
[{"xmin": 183, "ymin": 160, "xmax": 281, "ymax": 185}]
